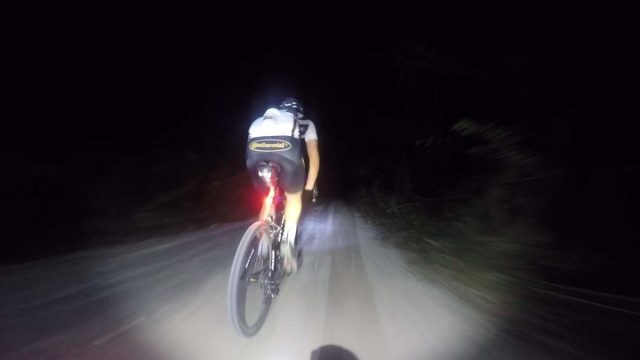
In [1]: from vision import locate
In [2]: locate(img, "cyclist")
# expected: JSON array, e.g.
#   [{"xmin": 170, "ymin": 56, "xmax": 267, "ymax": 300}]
[{"xmin": 246, "ymin": 97, "xmax": 320, "ymax": 273}]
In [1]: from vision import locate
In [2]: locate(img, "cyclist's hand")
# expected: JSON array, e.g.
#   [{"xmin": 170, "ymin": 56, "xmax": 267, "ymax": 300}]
[{"xmin": 302, "ymin": 189, "xmax": 314, "ymax": 206}]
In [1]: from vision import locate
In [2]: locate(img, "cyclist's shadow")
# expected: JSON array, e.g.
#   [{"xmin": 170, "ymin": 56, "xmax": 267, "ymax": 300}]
[
  {"xmin": 310, "ymin": 345, "xmax": 359, "ymax": 360},
  {"xmin": 296, "ymin": 232, "xmax": 314, "ymax": 271},
  {"xmin": 297, "ymin": 206, "xmax": 320, "ymax": 271}
]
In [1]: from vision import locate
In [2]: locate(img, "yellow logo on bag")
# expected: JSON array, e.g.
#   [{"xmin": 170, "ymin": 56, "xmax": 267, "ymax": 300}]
[{"xmin": 249, "ymin": 139, "xmax": 292, "ymax": 152}]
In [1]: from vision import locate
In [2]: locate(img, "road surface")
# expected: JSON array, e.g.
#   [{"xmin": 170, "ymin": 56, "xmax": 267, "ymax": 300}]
[{"xmin": 4, "ymin": 201, "xmax": 619, "ymax": 359}]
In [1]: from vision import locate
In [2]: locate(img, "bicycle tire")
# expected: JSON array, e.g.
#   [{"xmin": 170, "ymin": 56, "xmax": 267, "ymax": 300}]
[{"xmin": 228, "ymin": 221, "xmax": 273, "ymax": 337}]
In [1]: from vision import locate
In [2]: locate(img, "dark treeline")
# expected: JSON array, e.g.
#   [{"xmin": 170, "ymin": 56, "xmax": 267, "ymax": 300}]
[{"xmin": 321, "ymin": 15, "xmax": 636, "ymax": 296}]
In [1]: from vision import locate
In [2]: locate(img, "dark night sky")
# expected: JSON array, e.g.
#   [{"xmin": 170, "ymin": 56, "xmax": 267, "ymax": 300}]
[
  {"xmin": 7, "ymin": 4, "xmax": 628, "ymax": 146},
  {"xmin": 6, "ymin": 4, "xmax": 628, "ymax": 153},
  {"xmin": 3, "ymin": 3, "xmax": 636, "ymax": 271},
  {"xmin": 8, "ymin": 4, "xmax": 627, "ymax": 184}
]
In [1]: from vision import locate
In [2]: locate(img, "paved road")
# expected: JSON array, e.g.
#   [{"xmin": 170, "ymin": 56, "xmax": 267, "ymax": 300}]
[{"xmin": 1, "ymin": 202, "xmax": 509, "ymax": 359}]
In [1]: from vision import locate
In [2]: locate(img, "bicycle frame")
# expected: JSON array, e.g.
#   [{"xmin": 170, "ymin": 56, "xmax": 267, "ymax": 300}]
[
  {"xmin": 257, "ymin": 162, "xmax": 286, "ymax": 297},
  {"xmin": 228, "ymin": 161, "xmax": 295, "ymax": 336}
]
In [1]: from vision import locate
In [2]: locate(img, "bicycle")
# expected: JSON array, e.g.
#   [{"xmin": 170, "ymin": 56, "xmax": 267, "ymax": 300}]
[{"xmin": 227, "ymin": 161, "xmax": 291, "ymax": 337}]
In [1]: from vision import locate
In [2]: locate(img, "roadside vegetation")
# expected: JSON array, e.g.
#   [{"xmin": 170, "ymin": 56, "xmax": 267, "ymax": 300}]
[{"xmin": 351, "ymin": 118, "xmax": 552, "ymax": 311}]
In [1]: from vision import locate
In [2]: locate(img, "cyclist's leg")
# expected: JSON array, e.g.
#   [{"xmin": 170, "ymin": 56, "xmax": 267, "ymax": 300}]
[
  {"xmin": 278, "ymin": 156, "xmax": 305, "ymax": 273},
  {"xmin": 258, "ymin": 189, "xmax": 273, "ymax": 221},
  {"xmin": 283, "ymin": 190, "xmax": 302, "ymax": 247},
  {"xmin": 281, "ymin": 190, "xmax": 301, "ymax": 273}
]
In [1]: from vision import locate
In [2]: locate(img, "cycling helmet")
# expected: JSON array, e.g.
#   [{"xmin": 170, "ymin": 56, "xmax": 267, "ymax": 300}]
[{"xmin": 279, "ymin": 97, "xmax": 304, "ymax": 118}]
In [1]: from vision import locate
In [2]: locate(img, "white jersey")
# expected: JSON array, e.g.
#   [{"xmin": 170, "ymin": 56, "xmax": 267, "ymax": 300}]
[{"xmin": 248, "ymin": 108, "xmax": 318, "ymax": 141}]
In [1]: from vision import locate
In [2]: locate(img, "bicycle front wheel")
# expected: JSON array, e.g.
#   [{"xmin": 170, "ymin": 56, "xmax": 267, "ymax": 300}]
[{"xmin": 227, "ymin": 221, "xmax": 273, "ymax": 337}]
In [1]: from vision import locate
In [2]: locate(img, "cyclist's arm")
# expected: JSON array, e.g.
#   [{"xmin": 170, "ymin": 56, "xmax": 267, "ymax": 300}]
[{"xmin": 305, "ymin": 138, "xmax": 319, "ymax": 191}]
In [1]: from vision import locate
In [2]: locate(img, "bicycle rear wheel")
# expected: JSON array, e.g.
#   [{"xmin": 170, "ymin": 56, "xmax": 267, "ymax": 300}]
[{"xmin": 228, "ymin": 221, "xmax": 273, "ymax": 337}]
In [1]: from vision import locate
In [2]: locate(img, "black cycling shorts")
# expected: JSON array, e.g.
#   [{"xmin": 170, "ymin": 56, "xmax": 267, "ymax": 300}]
[{"xmin": 246, "ymin": 136, "xmax": 305, "ymax": 193}]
